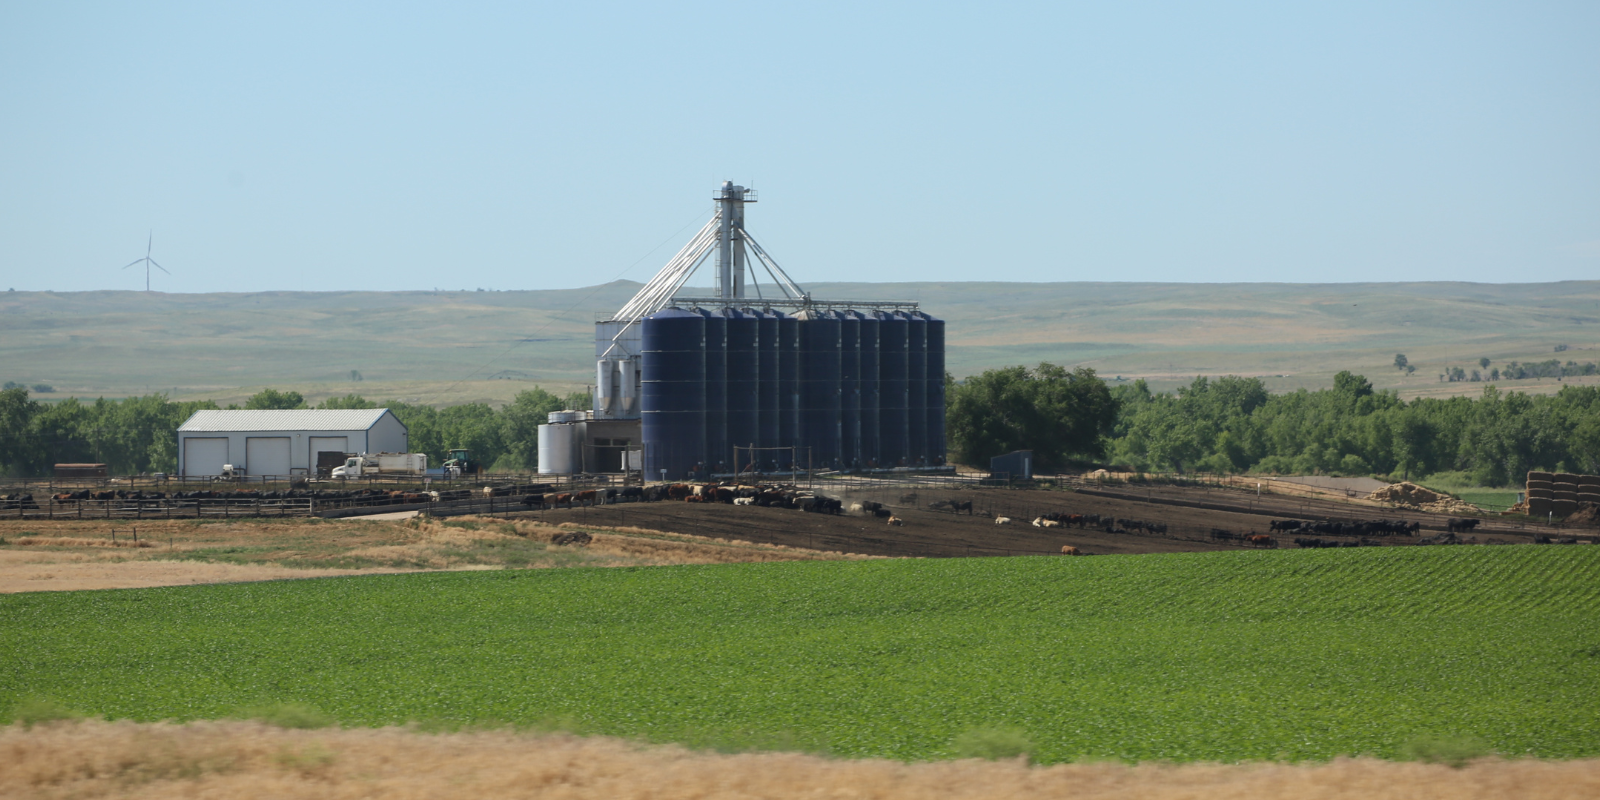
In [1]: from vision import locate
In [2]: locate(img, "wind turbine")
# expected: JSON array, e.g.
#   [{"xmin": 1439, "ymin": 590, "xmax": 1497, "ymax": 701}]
[{"xmin": 121, "ymin": 232, "xmax": 170, "ymax": 292}]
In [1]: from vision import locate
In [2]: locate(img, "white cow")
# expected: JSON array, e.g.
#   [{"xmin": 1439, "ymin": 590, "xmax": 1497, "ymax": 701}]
[{"xmin": 995, "ymin": 517, "xmax": 1012, "ymax": 526}]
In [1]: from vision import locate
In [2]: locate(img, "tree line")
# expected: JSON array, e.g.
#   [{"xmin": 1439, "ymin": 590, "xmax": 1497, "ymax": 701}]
[
  {"xmin": 0, "ymin": 387, "xmax": 588, "ymax": 478},
  {"xmin": 5, "ymin": 368, "xmax": 1598, "ymax": 487},
  {"xmin": 947, "ymin": 366, "xmax": 1600, "ymax": 486}
]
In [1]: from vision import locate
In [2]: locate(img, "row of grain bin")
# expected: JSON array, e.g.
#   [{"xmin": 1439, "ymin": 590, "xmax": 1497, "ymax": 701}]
[
  {"xmin": 1525, "ymin": 470, "xmax": 1600, "ymax": 519},
  {"xmin": 641, "ymin": 306, "xmax": 945, "ymax": 480}
]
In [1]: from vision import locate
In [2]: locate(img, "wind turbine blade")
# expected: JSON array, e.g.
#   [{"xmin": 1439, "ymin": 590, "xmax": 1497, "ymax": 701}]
[
  {"xmin": 150, "ymin": 259, "xmax": 170, "ymax": 274},
  {"xmin": 122, "ymin": 259, "xmax": 144, "ymax": 269},
  {"xmin": 147, "ymin": 232, "xmax": 153, "ymax": 256}
]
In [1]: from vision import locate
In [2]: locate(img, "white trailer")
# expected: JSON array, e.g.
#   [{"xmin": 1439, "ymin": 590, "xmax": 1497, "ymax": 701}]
[{"xmin": 331, "ymin": 452, "xmax": 427, "ymax": 479}]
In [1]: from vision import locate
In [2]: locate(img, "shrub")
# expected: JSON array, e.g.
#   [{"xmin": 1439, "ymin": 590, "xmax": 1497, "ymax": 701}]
[
  {"xmin": 952, "ymin": 725, "xmax": 1033, "ymax": 761},
  {"xmin": 1398, "ymin": 734, "xmax": 1493, "ymax": 768},
  {"xmin": 239, "ymin": 702, "xmax": 336, "ymax": 730},
  {"xmin": 10, "ymin": 696, "xmax": 82, "ymax": 727}
]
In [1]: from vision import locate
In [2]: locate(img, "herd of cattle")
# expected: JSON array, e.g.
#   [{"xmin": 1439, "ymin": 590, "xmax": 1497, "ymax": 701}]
[{"xmin": 517, "ymin": 483, "xmax": 851, "ymax": 515}]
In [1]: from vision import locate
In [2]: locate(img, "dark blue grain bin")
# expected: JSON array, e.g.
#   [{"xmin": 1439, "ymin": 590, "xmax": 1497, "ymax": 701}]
[
  {"xmin": 901, "ymin": 311, "xmax": 928, "ymax": 465},
  {"xmin": 795, "ymin": 308, "xmax": 842, "ymax": 470},
  {"xmin": 835, "ymin": 310, "xmax": 861, "ymax": 468},
  {"xmin": 777, "ymin": 311, "xmax": 800, "ymax": 467},
  {"xmin": 875, "ymin": 310, "xmax": 909, "ymax": 467},
  {"xmin": 849, "ymin": 310, "xmax": 880, "ymax": 468},
  {"xmin": 696, "ymin": 308, "xmax": 728, "ymax": 473},
  {"xmin": 722, "ymin": 307, "xmax": 760, "ymax": 468},
  {"xmin": 750, "ymin": 308, "xmax": 782, "ymax": 469},
  {"xmin": 920, "ymin": 310, "xmax": 946, "ymax": 465},
  {"xmin": 641, "ymin": 308, "xmax": 705, "ymax": 480}
]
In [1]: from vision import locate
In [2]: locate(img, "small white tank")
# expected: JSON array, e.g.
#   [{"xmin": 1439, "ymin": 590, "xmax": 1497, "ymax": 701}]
[
  {"xmin": 547, "ymin": 410, "xmax": 584, "ymax": 424},
  {"xmin": 539, "ymin": 423, "xmax": 578, "ymax": 474}
]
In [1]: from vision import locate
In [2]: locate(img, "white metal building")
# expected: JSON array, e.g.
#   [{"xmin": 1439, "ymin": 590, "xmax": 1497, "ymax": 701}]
[{"xmin": 175, "ymin": 409, "xmax": 408, "ymax": 478}]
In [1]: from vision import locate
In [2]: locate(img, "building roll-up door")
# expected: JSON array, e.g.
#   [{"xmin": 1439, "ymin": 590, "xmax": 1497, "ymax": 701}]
[
  {"xmin": 309, "ymin": 437, "xmax": 349, "ymax": 476},
  {"xmin": 183, "ymin": 437, "xmax": 229, "ymax": 477},
  {"xmin": 245, "ymin": 437, "xmax": 292, "ymax": 478}
]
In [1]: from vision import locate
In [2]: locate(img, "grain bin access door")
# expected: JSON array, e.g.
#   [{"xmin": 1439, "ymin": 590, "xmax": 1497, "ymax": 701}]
[{"xmin": 183, "ymin": 437, "xmax": 229, "ymax": 477}]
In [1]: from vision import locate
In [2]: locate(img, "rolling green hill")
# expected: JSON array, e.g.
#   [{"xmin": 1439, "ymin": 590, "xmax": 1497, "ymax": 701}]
[
  {"xmin": 3, "ymin": 281, "xmax": 1597, "ymax": 406},
  {"xmin": 4, "ymin": 546, "xmax": 1598, "ymax": 762}
]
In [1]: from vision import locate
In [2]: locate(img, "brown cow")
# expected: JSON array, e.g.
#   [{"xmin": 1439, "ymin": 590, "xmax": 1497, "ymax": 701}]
[
  {"xmin": 667, "ymin": 483, "xmax": 692, "ymax": 501},
  {"xmin": 553, "ymin": 492, "xmax": 573, "ymax": 508},
  {"xmin": 1061, "ymin": 545, "xmax": 1081, "ymax": 556},
  {"xmin": 576, "ymin": 489, "xmax": 598, "ymax": 506},
  {"xmin": 1247, "ymin": 534, "xmax": 1276, "ymax": 548}
]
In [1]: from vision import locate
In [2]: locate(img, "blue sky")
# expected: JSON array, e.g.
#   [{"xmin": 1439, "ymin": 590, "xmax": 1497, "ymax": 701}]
[{"xmin": 2, "ymin": 1, "xmax": 1596, "ymax": 293}]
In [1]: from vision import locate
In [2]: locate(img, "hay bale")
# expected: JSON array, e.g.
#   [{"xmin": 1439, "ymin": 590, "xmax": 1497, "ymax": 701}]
[
  {"xmin": 1527, "ymin": 470, "xmax": 1555, "ymax": 483},
  {"xmin": 1367, "ymin": 482, "xmax": 1446, "ymax": 507}
]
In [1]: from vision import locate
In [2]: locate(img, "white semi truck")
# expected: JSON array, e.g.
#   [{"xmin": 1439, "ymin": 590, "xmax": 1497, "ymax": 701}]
[{"xmin": 330, "ymin": 452, "xmax": 428, "ymax": 479}]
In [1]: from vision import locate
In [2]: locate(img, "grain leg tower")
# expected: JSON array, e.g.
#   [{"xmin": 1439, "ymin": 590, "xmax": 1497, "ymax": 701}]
[{"xmin": 593, "ymin": 183, "xmax": 945, "ymax": 480}]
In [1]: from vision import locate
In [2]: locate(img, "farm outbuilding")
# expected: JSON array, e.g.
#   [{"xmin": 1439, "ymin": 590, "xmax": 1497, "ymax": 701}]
[
  {"xmin": 990, "ymin": 450, "xmax": 1034, "ymax": 480},
  {"xmin": 175, "ymin": 409, "xmax": 407, "ymax": 478}
]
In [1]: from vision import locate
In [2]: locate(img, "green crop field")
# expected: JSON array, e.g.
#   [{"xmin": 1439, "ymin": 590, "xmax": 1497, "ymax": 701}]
[{"xmin": 4, "ymin": 547, "xmax": 1599, "ymax": 763}]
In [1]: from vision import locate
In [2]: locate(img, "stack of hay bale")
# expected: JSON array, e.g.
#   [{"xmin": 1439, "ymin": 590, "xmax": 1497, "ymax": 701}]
[{"xmin": 1526, "ymin": 471, "xmax": 1600, "ymax": 519}]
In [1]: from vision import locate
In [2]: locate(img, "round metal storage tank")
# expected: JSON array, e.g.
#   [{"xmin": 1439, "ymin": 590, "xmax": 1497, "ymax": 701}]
[
  {"xmin": 834, "ymin": 310, "xmax": 861, "ymax": 469},
  {"xmin": 538, "ymin": 423, "xmax": 578, "ymax": 474},
  {"xmin": 777, "ymin": 312, "xmax": 800, "ymax": 467},
  {"xmin": 547, "ymin": 410, "xmax": 584, "ymax": 424},
  {"xmin": 875, "ymin": 310, "xmax": 908, "ymax": 466},
  {"xmin": 795, "ymin": 308, "xmax": 841, "ymax": 470},
  {"xmin": 697, "ymin": 308, "xmax": 729, "ymax": 473},
  {"xmin": 849, "ymin": 310, "xmax": 880, "ymax": 468},
  {"xmin": 920, "ymin": 311, "xmax": 946, "ymax": 465},
  {"xmin": 752, "ymin": 308, "xmax": 781, "ymax": 468},
  {"xmin": 901, "ymin": 311, "xmax": 927, "ymax": 465},
  {"xmin": 723, "ymin": 307, "xmax": 760, "ymax": 469},
  {"xmin": 641, "ymin": 308, "xmax": 706, "ymax": 481}
]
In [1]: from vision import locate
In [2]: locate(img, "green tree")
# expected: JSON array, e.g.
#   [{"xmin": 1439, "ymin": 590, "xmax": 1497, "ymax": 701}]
[
  {"xmin": 498, "ymin": 387, "xmax": 570, "ymax": 471},
  {"xmin": 0, "ymin": 387, "xmax": 42, "ymax": 477},
  {"xmin": 947, "ymin": 363, "xmax": 1118, "ymax": 469},
  {"xmin": 1394, "ymin": 353, "xmax": 1408, "ymax": 371},
  {"xmin": 316, "ymin": 394, "xmax": 377, "ymax": 410},
  {"xmin": 244, "ymin": 389, "xmax": 306, "ymax": 410}
]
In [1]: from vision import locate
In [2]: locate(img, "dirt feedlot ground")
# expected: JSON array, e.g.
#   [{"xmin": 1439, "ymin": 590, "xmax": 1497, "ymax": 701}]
[
  {"xmin": 496, "ymin": 482, "xmax": 1574, "ymax": 558},
  {"xmin": 0, "ymin": 481, "xmax": 1581, "ymax": 593}
]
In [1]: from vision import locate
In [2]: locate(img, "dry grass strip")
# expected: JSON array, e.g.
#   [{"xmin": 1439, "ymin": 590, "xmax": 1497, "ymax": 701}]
[{"xmin": 3, "ymin": 720, "xmax": 1598, "ymax": 800}]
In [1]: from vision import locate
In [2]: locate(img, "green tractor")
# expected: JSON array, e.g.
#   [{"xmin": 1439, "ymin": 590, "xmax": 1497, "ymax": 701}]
[{"xmin": 444, "ymin": 448, "xmax": 479, "ymax": 478}]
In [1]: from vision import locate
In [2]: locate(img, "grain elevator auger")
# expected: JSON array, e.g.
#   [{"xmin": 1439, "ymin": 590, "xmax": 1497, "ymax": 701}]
[
  {"xmin": 594, "ymin": 182, "xmax": 811, "ymax": 420},
  {"xmin": 586, "ymin": 182, "xmax": 942, "ymax": 484}
]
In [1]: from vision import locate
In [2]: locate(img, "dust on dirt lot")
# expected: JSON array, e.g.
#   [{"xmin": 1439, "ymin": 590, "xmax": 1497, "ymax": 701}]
[
  {"xmin": 0, "ymin": 516, "xmax": 869, "ymax": 594},
  {"xmin": 3, "ymin": 720, "xmax": 1596, "ymax": 800}
]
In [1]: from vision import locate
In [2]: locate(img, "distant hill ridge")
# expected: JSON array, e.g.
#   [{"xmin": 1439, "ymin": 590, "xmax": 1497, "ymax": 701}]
[{"xmin": 4, "ymin": 281, "xmax": 1597, "ymax": 405}]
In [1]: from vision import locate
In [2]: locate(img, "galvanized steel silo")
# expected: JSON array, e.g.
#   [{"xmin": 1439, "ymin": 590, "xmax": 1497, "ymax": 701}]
[
  {"xmin": 835, "ymin": 310, "xmax": 861, "ymax": 468},
  {"xmin": 696, "ymin": 308, "xmax": 728, "ymax": 473},
  {"xmin": 850, "ymin": 310, "xmax": 880, "ymax": 468},
  {"xmin": 875, "ymin": 310, "xmax": 908, "ymax": 467},
  {"xmin": 776, "ymin": 312, "xmax": 800, "ymax": 468},
  {"xmin": 901, "ymin": 311, "xmax": 928, "ymax": 465},
  {"xmin": 641, "ymin": 308, "xmax": 705, "ymax": 480},
  {"xmin": 795, "ymin": 308, "xmax": 841, "ymax": 470},
  {"xmin": 723, "ymin": 307, "xmax": 760, "ymax": 468},
  {"xmin": 920, "ymin": 311, "xmax": 946, "ymax": 465}
]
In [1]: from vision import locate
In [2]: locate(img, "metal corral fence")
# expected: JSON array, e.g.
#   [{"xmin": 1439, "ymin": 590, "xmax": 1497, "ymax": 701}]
[
  {"xmin": 0, "ymin": 471, "xmax": 638, "ymax": 494},
  {"xmin": 2, "ymin": 497, "xmax": 315, "ymax": 520}
]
